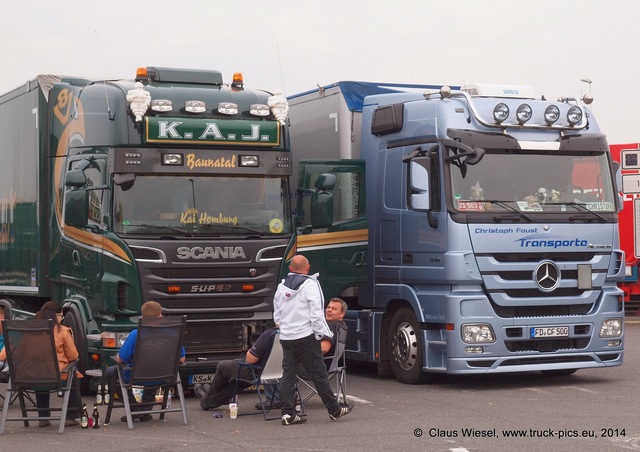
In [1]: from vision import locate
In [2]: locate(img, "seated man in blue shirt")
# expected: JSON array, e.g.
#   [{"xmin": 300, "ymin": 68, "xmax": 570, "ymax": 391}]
[{"xmin": 104, "ymin": 301, "xmax": 185, "ymax": 422}]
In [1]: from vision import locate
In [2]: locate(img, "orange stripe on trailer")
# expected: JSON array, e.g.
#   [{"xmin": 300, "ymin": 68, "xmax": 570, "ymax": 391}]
[{"xmin": 296, "ymin": 229, "xmax": 368, "ymax": 249}]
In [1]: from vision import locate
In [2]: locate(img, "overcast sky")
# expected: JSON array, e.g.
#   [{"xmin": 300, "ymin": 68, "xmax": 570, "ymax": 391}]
[{"xmin": 1, "ymin": 0, "xmax": 638, "ymax": 143}]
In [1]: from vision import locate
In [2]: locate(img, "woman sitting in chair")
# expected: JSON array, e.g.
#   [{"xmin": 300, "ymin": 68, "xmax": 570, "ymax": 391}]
[{"xmin": 33, "ymin": 301, "xmax": 83, "ymax": 428}]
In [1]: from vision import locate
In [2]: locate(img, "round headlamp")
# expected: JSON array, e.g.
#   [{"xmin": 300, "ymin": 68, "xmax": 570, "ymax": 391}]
[
  {"xmin": 493, "ymin": 103, "xmax": 509, "ymax": 123},
  {"xmin": 567, "ymin": 106, "xmax": 583, "ymax": 125},
  {"xmin": 516, "ymin": 104, "xmax": 532, "ymax": 124},
  {"xmin": 544, "ymin": 105, "xmax": 560, "ymax": 125}
]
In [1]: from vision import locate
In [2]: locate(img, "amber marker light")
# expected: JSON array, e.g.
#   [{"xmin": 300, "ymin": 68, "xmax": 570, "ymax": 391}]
[
  {"xmin": 446, "ymin": 323, "xmax": 455, "ymax": 331},
  {"xmin": 101, "ymin": 333, "xmax": 116, "ymax": 348},
  {"xmin": 136, "ymin": 67, "xmax": 148, "ymax": 80},
  {"xmin": 232, "ymin": 72, "xmax": 244, "ymax": 86},
  {"xmin": 242, "ymin": 284, "xmax": 255, "ymax": 292},
  {"xmin": 167, "ymin": 285, "xmax": 181, "ymax": 293}
]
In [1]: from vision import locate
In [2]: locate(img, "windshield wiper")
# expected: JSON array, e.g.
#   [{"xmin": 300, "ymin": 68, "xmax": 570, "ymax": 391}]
[
  {"xmin": 128, "ymin": 224, "xmax": 194, "ymax": 237},
  {"xmin": 483, "ymin": 200, "xmax": 534, "ymax": 223},
  {"xmin": 548, "ymin": 202, "xmax": 607, "ymax": 222},
  {"xmin": 198, "ymin": 224, "xmax": 265, "ymax": 235}
]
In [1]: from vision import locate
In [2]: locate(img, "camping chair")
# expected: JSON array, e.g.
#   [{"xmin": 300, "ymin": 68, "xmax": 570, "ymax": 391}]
[
  {"xmin": 297, "ymin": 321, "xmax": 348, "ymax": 405},
  {"xmin": 0, "ymin": 354, "xmax": 37, "ymax": 409},
  {"xmin": 0, "ymin": 360, "xmax": 10, "ymax": 405},
  {"xmin": 104, "ymin": 316, "xmax": 188, "ymax": 429},
  {"xmin": 234, "ymin": 330, "xmax": 297, "ymax": 421},
  {"xmin": 0, "ymin": 319, "xmax": 78, "ymax": 435}
]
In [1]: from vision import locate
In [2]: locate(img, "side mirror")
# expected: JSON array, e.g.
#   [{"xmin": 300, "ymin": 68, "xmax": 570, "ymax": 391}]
[
  {"xmin": 311, "ymin": 173, "xmax": 336, "ymax": 228},
  {"xmin": 409, "ymin": 158, "xmax": 430, "ymax": 211},
  {"xmin": 315, "ymin": 173, "xmax": 336, "ymax": 191},
  {"xmin": 113, "ymin": 173, "xmax": 136, "ymax": 191},
  {"xmin": 64, "ymin": 189, "xmax": 89, "ymax": 227},
  {"xmin": 65, "ymin": 169, "xmax": 87, "ymax": 188}
]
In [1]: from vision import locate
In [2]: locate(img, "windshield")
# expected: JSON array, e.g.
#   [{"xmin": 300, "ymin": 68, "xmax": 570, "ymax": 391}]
[
  {"xmin": 449, "ymin": 149, "xmax": 616, "ymax": 214},
  {"xmin": 113, "ymin": 175, "xmax": 291, "ymax": 236}
]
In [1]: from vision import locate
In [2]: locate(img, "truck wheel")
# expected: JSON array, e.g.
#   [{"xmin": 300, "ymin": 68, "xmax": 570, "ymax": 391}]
[
  {"xmin": 62, "ymin": 309, "xmax": 91, "ymax": 395},
  {"xmin": 388, "ymin": 307, "xmax": 426, "ymax": 384}
]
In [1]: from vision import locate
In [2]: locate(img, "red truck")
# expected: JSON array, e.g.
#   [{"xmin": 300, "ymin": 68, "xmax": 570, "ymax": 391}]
[{"xmin": 610, "ymin": 143, "xmax": 640, "ymax": 315}]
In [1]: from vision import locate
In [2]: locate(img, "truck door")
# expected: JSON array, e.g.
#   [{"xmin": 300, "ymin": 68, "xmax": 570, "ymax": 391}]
[
  {"xmin": 59, "ymin": 157, "xmax": 107, "ymax": 295},
  {"xmin": 295, "ymin": 160, "xmax": 367, "ymax": 299}
]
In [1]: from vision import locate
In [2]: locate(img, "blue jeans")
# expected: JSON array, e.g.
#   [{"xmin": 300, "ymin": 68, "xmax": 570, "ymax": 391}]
[
  {"xmin": 263, "ymin": 383, "xmax": 280, "ymax": 404},
  {"xmin": 280, "ymin": 334, "xmax": 340, "ymax": 416}
]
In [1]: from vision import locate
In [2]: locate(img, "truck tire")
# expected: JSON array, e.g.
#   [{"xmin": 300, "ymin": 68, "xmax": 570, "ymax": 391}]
[
  {"xmin": 388, "ymin": 307, "xmax": 427, "ymax": 384},
  {"xmin": 62, "ymin": 309, "xmax": 91, "ymax": 395}
]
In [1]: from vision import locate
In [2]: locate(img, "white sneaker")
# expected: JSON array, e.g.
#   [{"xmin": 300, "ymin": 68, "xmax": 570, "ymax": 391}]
[
  {"xmin": 329, "ymin": 403, "xmax": 353, "ymax": 420},
  {"xmin": 281, "ymin": 414, "xmax": 307, "ymax": 425}
]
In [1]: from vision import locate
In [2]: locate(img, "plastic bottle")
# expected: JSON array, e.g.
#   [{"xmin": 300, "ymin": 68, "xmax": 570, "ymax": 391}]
[
  {"xmin": 92, "ymin": 403, "xmax": 100, "ymax": 429},
  {"xmin": 166, "ymin": 388, "xmax": 172, "ymax": 408},
  {"xmin": 96, "ymin": 384, "xmax": 103, "ymax": 405},
  {"xmin": 132, "ymin": 386, "xmax": 143, "ymax": 403},
  {"xmin": 81, "ymin": 404, "xmax": 89, "ymax": 429},
  {"xmin": 103, "ymin": 384, "xmax": 110, "ymax": 405}
]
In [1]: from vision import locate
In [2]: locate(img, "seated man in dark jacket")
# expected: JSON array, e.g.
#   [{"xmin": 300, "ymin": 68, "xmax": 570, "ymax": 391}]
[{"xmin": 195, "ymin": 326, "xmax": 277, "ymax": 410}]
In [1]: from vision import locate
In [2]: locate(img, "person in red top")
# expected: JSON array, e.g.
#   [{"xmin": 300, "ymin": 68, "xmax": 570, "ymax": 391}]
[{"xmin": 34, "ymin": 301, "xmax": 83, "ymax": 428}]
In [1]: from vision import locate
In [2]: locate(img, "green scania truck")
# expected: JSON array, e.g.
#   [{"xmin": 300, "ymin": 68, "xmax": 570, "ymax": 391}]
[{"xmin": 0, "ymin": 67, "xmax": 293, "ymax": 389}]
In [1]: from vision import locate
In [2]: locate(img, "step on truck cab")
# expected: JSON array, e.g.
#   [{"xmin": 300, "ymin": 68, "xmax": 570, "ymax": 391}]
[{"xmin": 288, "ymin": 81, "xmax": 624, "ymax": 383}]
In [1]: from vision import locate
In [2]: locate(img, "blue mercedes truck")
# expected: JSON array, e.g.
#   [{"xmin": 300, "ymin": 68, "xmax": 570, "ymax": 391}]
[{"xmin": 287, "ymin": 81, "xmax": 624, "ymax": 383}]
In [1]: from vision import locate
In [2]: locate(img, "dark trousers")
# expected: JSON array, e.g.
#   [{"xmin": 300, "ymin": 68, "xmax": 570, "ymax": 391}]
[
  {"xmin": 35, "ymin": 377, "xmax": 82, "ymax": 419},
  {"xmin": 280, "ymin": 334, "xmax": 340, "ymax": 416},
  {"xmin": 202, "ymin": 358, "xmax": 250, "ymax": 409}
]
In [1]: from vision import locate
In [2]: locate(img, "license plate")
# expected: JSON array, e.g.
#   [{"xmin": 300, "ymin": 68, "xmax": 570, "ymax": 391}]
[
  {"xmin": 189, "ymin": 373, "xmax": 214, "ymax": 384},
  {"xmin": 530, "ymin": 326, "xmax": 569, "ymax": 338}
]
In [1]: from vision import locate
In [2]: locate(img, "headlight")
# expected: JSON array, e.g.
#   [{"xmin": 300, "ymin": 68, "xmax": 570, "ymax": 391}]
[
  {"xmin": 544, "ymin": 105, "xmax": 560, "ymax": 124},
  {"xmin": 516, "ymin": 104, "xmax": 532, "ymax": 124},
  {"xmin": 250, "ymin": 104, "xmax": 271, "ymax": 116},
  {"xmin": 150, "ymin": 99, "xmax": 173, "ymax": 112},
  {"xmin": 218, "ymin": 102, "xmax": 238, "ymax": 115},
  {"xmin": 566, "ymin": 106, "xmax": 583, "ymax": 125},
  {"xmin": 599, "ymin": 318, "xmax": 623, "ymax": 337},
  {"xmin": 101, "ymin": 331, "xmax": 131, "ymax": 348},
  {"xmin": 493, "ymin": 103, "xmax": 509, "ymax": 123},
  {"xmin": 462, "ymin": 324, "xmax": 495, "ymax": 343},
  {"xmin": 185, "ymin": 100, "xmax": 206, "ymax": 113}
]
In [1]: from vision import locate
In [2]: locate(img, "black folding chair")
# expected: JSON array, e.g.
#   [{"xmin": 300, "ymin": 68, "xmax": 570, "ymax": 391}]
[
  {"xmin": 0, "ymin": 319, "xmax": 78, "ymax": 435},
  {"xmin": 297, "ymin": 322, "xmax": 348, "ymax": 405},
  {"xmin": 104, "ymin": 315, "xmax": 188, "ymax": 429}
]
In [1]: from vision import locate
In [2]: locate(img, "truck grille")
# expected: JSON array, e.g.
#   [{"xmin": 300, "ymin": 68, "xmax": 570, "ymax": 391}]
[{"xmin": 476, "ymin": 251, "xmax": 610, "ymax": 318}]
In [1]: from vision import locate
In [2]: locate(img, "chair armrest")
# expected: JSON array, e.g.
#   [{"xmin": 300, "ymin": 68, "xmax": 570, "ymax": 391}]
[
  {"xmin": 60, "ymin": 359, "xmax": 79, "ymax": 374},
  {"xmin": 236, "ymin": 362, "xmax": 262, "ymax": 383}
]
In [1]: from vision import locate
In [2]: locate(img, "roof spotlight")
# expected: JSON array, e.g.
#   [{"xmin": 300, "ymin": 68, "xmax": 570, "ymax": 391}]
[
  {"xmin": 493, "ymin": 103, "xmax": 509, "ymax": 123},
  {"xmin": 544, "ymin": 105, "xmax": 560, "ymax": 125},
  {"xmin": 516, "ymin": 104, "xmax": 532, "ymax": 124}
]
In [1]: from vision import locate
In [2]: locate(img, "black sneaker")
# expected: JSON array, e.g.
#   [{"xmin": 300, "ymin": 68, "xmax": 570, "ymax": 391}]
[
  {"xmin": 281, "ymin": 413, "xmax": 307, "ymax": 425},
  {"xmin": 329, "ymin": 403, "xmax": 353, "ymax": 420}
]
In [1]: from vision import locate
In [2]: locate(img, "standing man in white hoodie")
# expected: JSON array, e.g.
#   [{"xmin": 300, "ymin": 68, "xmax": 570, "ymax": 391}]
[{"xmin": 274, "ymin": 254, "xmax": 353, "ymax": 425}]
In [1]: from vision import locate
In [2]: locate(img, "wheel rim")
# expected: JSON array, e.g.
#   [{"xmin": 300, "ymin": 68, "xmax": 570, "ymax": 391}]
[{"xmin": 391, "ymin": 321, "xmax": 418, "ymax": 370}]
